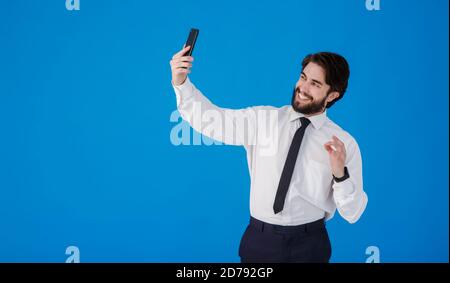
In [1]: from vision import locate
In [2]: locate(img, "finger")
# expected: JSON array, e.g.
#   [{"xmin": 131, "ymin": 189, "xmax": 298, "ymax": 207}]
[
  {"xmin": 333, "ymin": 135, "xmax": 345, "ymax": 147},
  {"xmin": 174, "ymin": 62, "xmax": 192, "ymax": 69},
  {"xmin": 174, "ymin": 45, "xmax": 190, "ymax": 58},
  {"xmin": 324, "ymin": 144, "xmax": 335, "ymax": 152},
  {"xmin": 324, "ymin": 144, "xmax": 336, "ymax": 154},
  {"xmin": 170, "ymin": 58, "xmax": 193, "ymax": 69},
  {"xmin": 174, "ymin": 65, "xmax": 192, "ymax": 72},
  {"xmin": 332, "ymin": 140, "xmax": 345, "ymax": 152},
  {"xmin": 324, "ymin": 141, "xmax": 334, "ymax": 147},
  {"xmin": 172, "ymin": 56, "xmax": 194, "ymax": 63},
  {"xmin": 170, "ymin": 59, "xmax": 192, "ymax": 69},
  {"xmin": 332, "ymin": 136, "xmax": 340, "ymax": 144},
  {"xmin": 330, "ymin": 136, "xmax": 345, "ymax": 151},
  {"xmin": 324, "ymin": 141, "xmax": 338, "ymax": 151},
  {"xmin": 173, "ymin": 46, "xmax": 191, "ymax": 59},
  {"xmin": 177, "ymin": 68, "xmax": 191, "ymax": 74}
]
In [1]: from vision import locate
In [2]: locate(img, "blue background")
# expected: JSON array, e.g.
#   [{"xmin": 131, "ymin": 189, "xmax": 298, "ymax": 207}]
[{"xmin": 0, "ymin": 0, "xmax": 448, "ymax": 263}]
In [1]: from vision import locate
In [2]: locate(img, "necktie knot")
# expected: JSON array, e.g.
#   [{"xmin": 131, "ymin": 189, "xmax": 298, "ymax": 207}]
[{"xmin": 300, "ymin": 117, "xmax": 311, "ymax": 128}]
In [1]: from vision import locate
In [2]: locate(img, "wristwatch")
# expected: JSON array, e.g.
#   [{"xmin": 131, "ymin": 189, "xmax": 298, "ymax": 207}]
[{"xmin": 333, "ymin": 166, "xmax": 350, "ymax": 182}]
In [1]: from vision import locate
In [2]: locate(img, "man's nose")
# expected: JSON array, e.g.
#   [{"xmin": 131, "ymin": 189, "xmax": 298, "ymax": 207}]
[{"xmin": 299, "ymin": 83, "xmax": 309, "ymax": 94}]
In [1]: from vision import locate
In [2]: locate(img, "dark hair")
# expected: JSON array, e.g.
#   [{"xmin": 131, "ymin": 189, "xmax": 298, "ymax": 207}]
[{"xmin": 301, "ymin": 52, "xmax": 350, "ymax": 108}]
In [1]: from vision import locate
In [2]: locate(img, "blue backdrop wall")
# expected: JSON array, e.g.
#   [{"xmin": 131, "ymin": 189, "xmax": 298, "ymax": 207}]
[{"xmin": 0, "ymin": 0, "xmax": 448, "ymax": 262}]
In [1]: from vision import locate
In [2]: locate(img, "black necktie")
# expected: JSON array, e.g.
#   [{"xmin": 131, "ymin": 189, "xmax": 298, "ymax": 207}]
[{"xmin": 273, "ymin": 117, "xmax": 311, "ymax": 214}]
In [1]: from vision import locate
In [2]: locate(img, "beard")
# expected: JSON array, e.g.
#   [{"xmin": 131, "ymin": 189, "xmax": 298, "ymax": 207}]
[{"xmin": 291, "ymin": 86, "xmax": 328, "ymax": 115}]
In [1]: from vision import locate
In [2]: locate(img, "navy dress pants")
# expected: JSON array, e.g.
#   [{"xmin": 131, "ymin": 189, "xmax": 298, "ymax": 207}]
[{"xmin": 239, "ymin": 216, "xmax": 332, "ymax": 263}]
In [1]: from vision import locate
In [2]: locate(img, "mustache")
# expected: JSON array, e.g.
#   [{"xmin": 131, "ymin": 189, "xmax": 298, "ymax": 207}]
[{"xmin": 294, "ymin": 87, "xmax": 312, "ymax": 100}]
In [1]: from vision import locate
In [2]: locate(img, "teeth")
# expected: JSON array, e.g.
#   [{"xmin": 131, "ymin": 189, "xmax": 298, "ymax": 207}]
[{"xmin": 298, "ymin": 92, "xmax": 310, "ymax": 100}]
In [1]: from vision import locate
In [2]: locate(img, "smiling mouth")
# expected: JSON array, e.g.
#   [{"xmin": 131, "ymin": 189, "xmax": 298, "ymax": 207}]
[{"xmin": 297, "ymin": 91, "xmax": 312, "ymax": 102}]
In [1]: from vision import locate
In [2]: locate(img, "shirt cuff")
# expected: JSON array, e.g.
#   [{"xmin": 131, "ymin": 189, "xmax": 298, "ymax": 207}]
[
  {"xmin": 172, "ymin": 76, "xmax": 192, "ymax": 91},
  {"xmin": 172, "ymin": 77, "xmax": 195, "ymax": 107},
  {"xmin": 332, "ymin": 178, "xmax": 355, "ymax": 196}
]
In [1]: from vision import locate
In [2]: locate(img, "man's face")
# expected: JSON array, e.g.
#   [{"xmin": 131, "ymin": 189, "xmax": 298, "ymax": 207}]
[{"xmin": 291, "ymin": 62, "xmax": 337, "ymax": 115}]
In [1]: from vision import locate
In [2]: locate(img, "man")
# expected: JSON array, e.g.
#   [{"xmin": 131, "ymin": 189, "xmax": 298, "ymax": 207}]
[{"xmin": 169, "ymin": 45, "xmax": 368, "ymax": 263}]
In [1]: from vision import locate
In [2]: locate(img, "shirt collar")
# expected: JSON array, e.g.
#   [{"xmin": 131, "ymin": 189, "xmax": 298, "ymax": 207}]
[{"xmin": 288, "ymin": 107, "xmax": 328, "ymax": 129}]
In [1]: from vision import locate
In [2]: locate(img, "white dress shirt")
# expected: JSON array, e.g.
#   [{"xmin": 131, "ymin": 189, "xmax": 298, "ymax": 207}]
[{"xmin": 172, "ymin": 77, "xmax": 368, "ymax": 225}]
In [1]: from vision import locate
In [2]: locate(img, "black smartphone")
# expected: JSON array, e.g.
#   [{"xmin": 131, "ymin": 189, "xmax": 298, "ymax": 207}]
[{"xmin": 184, "ymin": 28, "xmax": 199, "ymax": 56}]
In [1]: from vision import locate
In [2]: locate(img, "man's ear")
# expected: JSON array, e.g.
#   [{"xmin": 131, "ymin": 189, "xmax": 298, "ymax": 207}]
[{"xmin": 326, "ymin": 91, "xmax": 340, "ymax": 105}]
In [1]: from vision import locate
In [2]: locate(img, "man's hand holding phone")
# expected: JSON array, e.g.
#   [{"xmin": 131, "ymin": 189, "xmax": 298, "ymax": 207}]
[
  {"xmin": 170, "ymin": 45, "xmax": 194, "ymax": 86},
  {"xmin": 170, "ymin": 28, "xmax": 199, "ymax": 86}
]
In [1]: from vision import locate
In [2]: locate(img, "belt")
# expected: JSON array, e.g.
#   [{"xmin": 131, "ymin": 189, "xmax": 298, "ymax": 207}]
[{"xmin": 249, "ymin": 216, "xmax": 325, "ymax": 234}]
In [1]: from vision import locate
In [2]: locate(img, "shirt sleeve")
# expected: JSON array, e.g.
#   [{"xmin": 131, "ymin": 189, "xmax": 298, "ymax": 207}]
[
  {"xmin": 172, "ymin": 77, "xmax": 258, "ymax": 147},
  {"xmin": 331, "ymin": 138, "xmax": 368, "ymax": 223}
]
